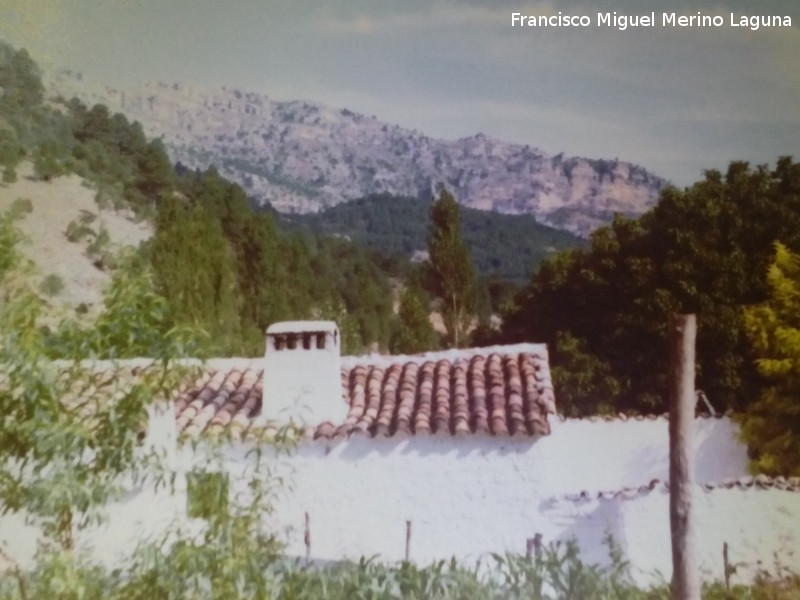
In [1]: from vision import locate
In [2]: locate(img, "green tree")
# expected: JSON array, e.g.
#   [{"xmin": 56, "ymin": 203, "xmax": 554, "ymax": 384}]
[
  {"xmin": 504, "ymin": 158, "xmax": 800, "ymax": 414},
  {"xmin": 0, "ymin": 209, "xmax": 192, "ymax": 558},
  {"xmin": 427, "ymin": 186, "xmax": 476, "ymax": 347},
  {"xmin": 0, "ymin": 43, "xmax": 44, "ymax": 116},
  {"xmin": 0, "ymin": 208, "xmax": 289, "ymax": 597},
  {"xmin": 390, "ymin": 281, "xmax": 437, "ymax": 354},
  {"xmin": 149, "ymin": 196, "xmax": 243, "ymax": 353},
  {"xmin": 33, "ymin": 142, "xmax": 65, "ymax": 181},
  {"xmin": 135, "ymin": 139, "xmax": 174, "ymax": 200},
  {"xmin": 741, "ymin": 242, "xmax": 800, "ymax": 476},
  {"xmin": 0, "ymin": 118, "xmax": 22, "ymax": 170}
]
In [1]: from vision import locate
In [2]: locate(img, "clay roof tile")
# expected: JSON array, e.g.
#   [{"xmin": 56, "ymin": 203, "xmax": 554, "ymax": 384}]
[{"xmin": 171, "ymin": 345, "xmax": 555, "ymax": 440}]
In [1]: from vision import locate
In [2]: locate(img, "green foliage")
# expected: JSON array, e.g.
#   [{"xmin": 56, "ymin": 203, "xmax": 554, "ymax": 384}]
[
  {"xmin": 134, "ymin": 139, "xmax": 175, "ymax": 200},
  {"xmin": 549, "ymin": 332, "xmax": 623, "ymax": 417},
  {"xmin": 0, "ymin": 205, "xmax": 284, "ymax": 598},
  {"xmin": 0, "ymin": 118, "xmax": 22, "ymax": 168},
  {"xmin": 740, "ymin": 243, "xmax": 800, "ymax": 476},
  {"xmin": 8, "ymin": 198, "xmax": 31, "ymax": 219},
  {"xmin": 428, "ymin": 186, "xmax": 477, "ymax": 347},
  {"xmin": 38, "ymin": 273, "xmax": 64, "ymax": 297},
  {"xmin": 0, "ymin": 206, "xmax": 26, "ymax": 281},
  {"xmin": 78, "ymin": 209, "xmax": 97, "ymax": 225},
  {"xmin": 1, "ymin": 165, "xmax": 16, "ymax": 184},
  {"xmin": 504, "ymin": 158, "xmax": 800, "ymax": 415},
  {"xmin": 0, "ymin": 215, "xmax": 192, "ymax": 559},
  {"xmin": 67, "ymin": 102, "xmax": 165, "ymax": 216},
  {"xmin": 0, "ymin": 43, "xmax": 44, "ymax": 115},
  {"xmin": 0, "ymin": 42, "xmax": 402, "ymax": 356},
  {"xmin": 33, "ymin": 142, "xmax": 65, "ymax": 181},
  {"xmin": 186, "ymin": 470, "xmax": 229, "ymax": 520},
  {"xmin": 1, "ymin": 201, "xmax": 797, "ymax": 599},
  {"xmin": 43, "ymin": 251, "xmax": 205, "ymax": 359},
  {"xmin": 85, "ymin": 224, "xmax": 111, "ymax": 263},
  {"xmin": 145, "ymin": 167, "xmax": 397, "ymax": 355},
  {"xmin": 391, "ymin": 281, "xmax": 438, "ymax": 354},
  {"xmin": 149, "ymin": 195, "xmax": 243, "ymax": 353},
  {"xmin": 65, "ymin": 218, "xmax": 95, "ymax": 242},
  {"xmin": 285, "ymin": 193, "xmax": 583, "ymax": 283},
  {"xmin": 119, "ymin": 469, "xmax": 284, "ymax": 599}
]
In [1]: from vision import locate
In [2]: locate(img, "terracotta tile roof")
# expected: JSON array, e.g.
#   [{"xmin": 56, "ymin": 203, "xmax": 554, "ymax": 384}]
[
  {"xmin": 561, "ymin": 475, "xmax": 800, "ymax": 502},
  {"xmin": 173, "ymin": 346, "xmax": 556, "ymax": 440}
]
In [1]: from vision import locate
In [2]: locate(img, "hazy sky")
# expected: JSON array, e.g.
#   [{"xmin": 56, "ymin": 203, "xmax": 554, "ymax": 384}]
[{"xmin": 2, "ymin": 0, "xmax": 798, "ymax": 185}]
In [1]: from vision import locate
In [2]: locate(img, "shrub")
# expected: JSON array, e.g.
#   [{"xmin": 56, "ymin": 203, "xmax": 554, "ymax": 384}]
[
  {"xmin": 78, "ymin": 209, "xmax": 97, "ymax": 225},
  {"xmin": 39, "ymin": 273, "xmax": 65, "ymax": 297},
  {"xmin": 2, "ymin": 165, "xmax": 16, "ymax": 183},
  {"xmin": 86, "ymin": 226, "xmax": 111, "ymax": 259},
  {"xmin": 65, "ymin": 219, "xmax": 95, "ymax": 242},
  {"xmin": 9, "ymin": 198, "xmax": 32, "ymax": 218}
]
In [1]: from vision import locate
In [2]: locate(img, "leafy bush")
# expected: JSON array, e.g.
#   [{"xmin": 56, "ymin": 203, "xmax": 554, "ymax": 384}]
[
  {"xmin": 78, "ymin": 209, "xmax": 97, "ymax": 225},
  {"xmin": 85, "ymin": 225, "xmax": 110, "ymax": 258},
  {"xmin": 8, "ymin": 198, "xmax": 32, "ymax": 219},
  {"xmin": 65, "ymin": 219, "xmax": 95, "ymax": 242},
  {"xmin": 38, "ymin": 273, "xmax": 64, "ymax": 297},
  {"xmin": 1, "ymin": 165, "xmax": 16, "ymax": 184}
]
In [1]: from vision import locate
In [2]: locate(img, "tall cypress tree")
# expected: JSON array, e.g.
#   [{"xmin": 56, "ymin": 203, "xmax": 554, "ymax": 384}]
[{"xmin": 428, "ymin": 186, "xmax": 476, "ymax": 347}]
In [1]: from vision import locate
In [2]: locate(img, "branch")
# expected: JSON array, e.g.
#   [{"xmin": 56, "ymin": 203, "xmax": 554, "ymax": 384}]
[{"xmin": 0, "ymin": 542, "xmax": 29, "ymax": 600}]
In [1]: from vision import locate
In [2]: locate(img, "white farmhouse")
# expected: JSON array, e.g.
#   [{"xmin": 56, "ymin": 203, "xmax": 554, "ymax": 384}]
[{"xmin": 2, "ymin": 320, "xmax": 800, "ymax": 586}]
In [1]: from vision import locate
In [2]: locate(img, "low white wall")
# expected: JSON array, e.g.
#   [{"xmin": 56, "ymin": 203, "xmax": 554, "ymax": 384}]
[
  {"xmin": 614, "ymin": 486, "xmax": 800, "ymax": 585},
  {"xmin": 5, "ymin": 415, "xmax": 793, "ymax": 589},
  {"xmin": 236, "ymin": 417, "xmax": 755, "ymax": 580}
]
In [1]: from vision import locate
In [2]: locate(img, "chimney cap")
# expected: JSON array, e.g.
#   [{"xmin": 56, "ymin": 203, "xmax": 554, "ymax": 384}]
[{"xmin": 266, "ymin": 321, "xmax": 338, "ymax": 335}]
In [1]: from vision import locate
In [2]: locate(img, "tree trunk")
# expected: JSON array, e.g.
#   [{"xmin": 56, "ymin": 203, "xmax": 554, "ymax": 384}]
[{"xmin": 669, "ymin": 314, "xmax": 700, "ymax": 600}]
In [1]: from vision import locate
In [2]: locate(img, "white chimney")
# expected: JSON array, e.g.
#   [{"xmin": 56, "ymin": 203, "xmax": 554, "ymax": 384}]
[{"xmin": 261, "ymin": 321, "xmax": 347, "ymax": 425}]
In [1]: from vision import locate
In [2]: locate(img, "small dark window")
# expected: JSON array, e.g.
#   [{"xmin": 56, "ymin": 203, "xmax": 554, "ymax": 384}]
[
  {"xmin": 287, "ymin": 334, "xmax": 297, "ymax": 350},
  {"xmin": 274, "ymin": 335, "xmax": 285, "ymax": 351},
  {"xmin": 302, "ymin": 333, "xmax": 311, "ymax": 350},
  {"xmin": 187, "ymin": 470, "xmax": 229, "ymax": 520},
  {"xmin": 316, "ymin": 332, "xmax": 326, "ymax": 349}
]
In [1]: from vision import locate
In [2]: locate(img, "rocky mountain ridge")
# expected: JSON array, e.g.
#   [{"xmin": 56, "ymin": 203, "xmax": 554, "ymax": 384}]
[{"xmin": 46, "ymin": 71, "xmax": 667, "ymax": 235}]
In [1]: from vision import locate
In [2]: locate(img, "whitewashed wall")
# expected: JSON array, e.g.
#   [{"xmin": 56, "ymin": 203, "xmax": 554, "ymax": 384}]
[
  {"xmin": 235, "ymin": 417, "xmax": 756, "ymax": 583},
  {"xmin": 3, "ymin": 415, "xmax": 799, "ymax": 588},
  {"xmin": 616, "ymin": 485, "xmax": 800, "ymax": 584}
]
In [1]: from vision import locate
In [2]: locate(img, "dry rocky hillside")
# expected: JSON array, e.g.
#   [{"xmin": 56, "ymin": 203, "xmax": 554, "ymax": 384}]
[
  {"xmin": 0, "ymin": 162, "xmax": 152, "ymax": 314},
  {"xmin": 47, "ymin": 71, "xmax": 666, "ymax": 236}
]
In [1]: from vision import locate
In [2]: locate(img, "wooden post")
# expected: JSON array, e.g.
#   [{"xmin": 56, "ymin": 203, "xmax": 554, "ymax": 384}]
[
  {"xmin": 533, "ymin": 532, "xmax": 542, "ymax": 559},
  {"xmin": 304, "ymin": 512, "xmax": 311, "ymax": 566},
  {"xmin": 525, "ymin": 533, "xmax": 542, "ymax": 562},
  {"xmin": 526, "ymin": 537, "xmax": 535, "ymax": 559},
  {"xmin": 669, "ymin": 314, "xmax": 700, "ymax": 600},
  {"xmin": 723, "ymin": 542, "xmax": 731, "ymax": 591},
  {"xmin": 405, "ymin": 520, "xmax": 412, "ymax": 562},
  {"xmin": 526, "ymin": 534, "xmax": 543, "ymax": 560}
]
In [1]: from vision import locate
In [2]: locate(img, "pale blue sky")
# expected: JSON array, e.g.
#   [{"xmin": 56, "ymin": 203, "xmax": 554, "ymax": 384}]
[{"xmin": 2, "ymin": 0, "xmax": 798, "ymax": 185}]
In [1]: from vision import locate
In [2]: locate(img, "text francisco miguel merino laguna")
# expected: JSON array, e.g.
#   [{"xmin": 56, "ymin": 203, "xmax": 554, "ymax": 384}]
[{"xmin": 511, "ymin": 12, "xmax": 791, "ymax": 31}]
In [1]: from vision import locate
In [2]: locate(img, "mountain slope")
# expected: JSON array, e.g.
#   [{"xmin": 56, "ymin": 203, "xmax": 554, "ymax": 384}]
[
  {"xmin": 46, "ymin": 71, "xmax": 667, "ymax": 236},
  {"xmin": 0, "ymin": 161, "xmax": 152, "ymax": 313},
  {"xmin": 283, "ymin": 194, "xmax": 584, "ymax": 282}
]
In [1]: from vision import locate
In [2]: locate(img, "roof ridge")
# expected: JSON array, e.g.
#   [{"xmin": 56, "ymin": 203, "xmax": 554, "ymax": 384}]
[
  {"xmin": 340, "ymin": 343, "xmax": 548, "ymax": 370},
  {"xmin": 555, "ymin": 410, "xmax": 734, "ymax": 423},
  {"xmin": 559, "ymin": 475, "xmax": 800, "ymax": 502}
]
